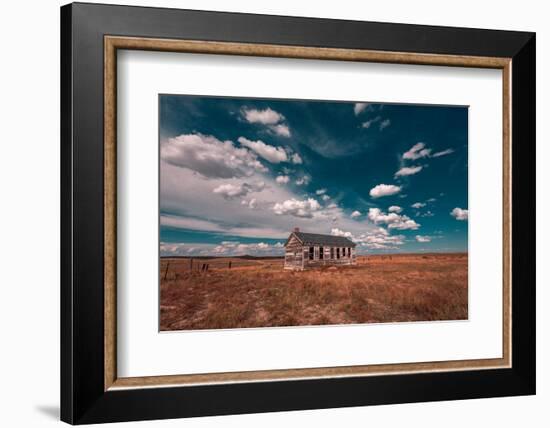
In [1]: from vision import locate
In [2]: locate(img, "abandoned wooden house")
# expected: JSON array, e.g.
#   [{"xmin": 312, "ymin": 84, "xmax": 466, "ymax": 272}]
[{"xmin": 284, "ymin": 227, "xmax": 357, "ymax": 270}]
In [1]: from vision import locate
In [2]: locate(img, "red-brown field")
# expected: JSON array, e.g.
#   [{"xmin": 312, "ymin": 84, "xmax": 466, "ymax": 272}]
[{"xmin": 160, "ymin": 253, "xmax": 468, "ymax": 331}]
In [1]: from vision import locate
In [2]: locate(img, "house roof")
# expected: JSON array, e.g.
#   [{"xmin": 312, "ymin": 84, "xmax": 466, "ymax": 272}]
[{"xmin": 286, "ymin": 231, "xmax": 356, "ymax": 247}]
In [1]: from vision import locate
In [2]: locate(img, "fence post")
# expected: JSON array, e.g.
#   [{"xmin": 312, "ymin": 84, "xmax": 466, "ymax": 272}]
[{"xmin": 163, "ymin": 261, "xmax": 170, "ymax": 281}]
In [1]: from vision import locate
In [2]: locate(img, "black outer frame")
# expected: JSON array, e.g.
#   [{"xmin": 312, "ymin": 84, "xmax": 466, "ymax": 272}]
[{"xmin": 60, "ymin": 2, "xmax": 535, "ymax": 424}]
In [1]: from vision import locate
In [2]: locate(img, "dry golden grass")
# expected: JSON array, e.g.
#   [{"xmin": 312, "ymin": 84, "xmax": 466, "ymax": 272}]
[{"xmin": 160, "ymin": 253, "xmax": 468, "ymax": 331}]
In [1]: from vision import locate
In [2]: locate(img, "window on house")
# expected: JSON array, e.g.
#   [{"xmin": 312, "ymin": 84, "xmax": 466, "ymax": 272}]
[
  {"xmin": 348, "ymin": 248, "xmax": 351, "ymax": 257},
  {"xmin": 336, "ymin": 248, "xmax": 340, "ymax": 259},
  {"xmin": 309, "ymin": 246, "xmax": 314, "ymax": 260},
  {"xmin": 319, "ymin": 246, "xmax": 324, "ymax": 260},
  {"xmin": 330, "ymin": 247, "xmax": 334, "ymax": 259}
]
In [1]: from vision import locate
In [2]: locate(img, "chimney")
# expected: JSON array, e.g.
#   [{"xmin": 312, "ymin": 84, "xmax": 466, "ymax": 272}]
[{"xmin": 293, "ymin": 227, "xmax": 300, "ymax": 233}]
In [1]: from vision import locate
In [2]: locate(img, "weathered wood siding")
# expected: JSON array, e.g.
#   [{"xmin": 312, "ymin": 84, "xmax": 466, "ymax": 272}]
[
  {"xmin": 284, "ymin": 235, "xmax": 303, "ymax": 270},
  {"xmin": 284, "ymin": 233, "xmax": 357, "ymax": 270}
]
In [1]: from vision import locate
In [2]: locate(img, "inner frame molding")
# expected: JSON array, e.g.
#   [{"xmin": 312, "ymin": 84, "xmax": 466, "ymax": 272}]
[{"xmin": 104, "ymin": 35, "xmax": 512, "ymax": 391}]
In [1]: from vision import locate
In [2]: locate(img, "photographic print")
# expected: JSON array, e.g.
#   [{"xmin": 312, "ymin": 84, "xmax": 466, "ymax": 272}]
[{"xmin": 159, "ymin": 95, "xmax": 468, "ymax": 331}]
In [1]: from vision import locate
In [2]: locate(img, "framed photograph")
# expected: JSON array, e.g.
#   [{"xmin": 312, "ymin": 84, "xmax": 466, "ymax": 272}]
[{"xmin": 61, "ymin": 2, "xmax": 535, "ymax": 424}]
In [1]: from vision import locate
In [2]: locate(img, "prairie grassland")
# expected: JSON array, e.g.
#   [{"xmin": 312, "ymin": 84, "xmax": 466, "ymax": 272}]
[{"xmin": 160, "ymin": 253, "xmax": 468, "ymax": 331}]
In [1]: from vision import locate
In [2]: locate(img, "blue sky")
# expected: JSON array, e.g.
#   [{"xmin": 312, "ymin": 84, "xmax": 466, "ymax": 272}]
[{"xmin": 159, "ymin": 95, "xmax": 468, "ymax": 257}]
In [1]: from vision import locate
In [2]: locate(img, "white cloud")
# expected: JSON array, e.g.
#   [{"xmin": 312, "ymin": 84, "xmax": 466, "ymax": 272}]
[
  {"xmin": 388, "ymin": 218, "xmax": 420, "ymax": 230},
  {"xmin": 451, "ymin": 207, "xmax": 469, "ymax": 220},
  {"xmin": 316, "ymin": 188, "xmax": 327, "ymax": 195},
  {"xmin": 213, "ymin": 181, "xmax": 265, "ymax": 200},
  {"xmin": 331, "ymin": 228, "xmax": 354, "ymax": 238},
  {"xmin": 403, "ymin": 142, "xmax": 432, "ymax": 160},
  {"xmin": 350, "ymin": 210, "xmax": 361, "ymax": 218},
  {"xmin": 362, "ymin": 116, "xmax": 381, "ymax": 129},
  {"xmin": 211, "ymin": 240, "xmax": 286, "ymax": 256},
  {"xmin": 295, "ymin": 175, "xmax": 311, "ymax": 186},
  {"xmin": 388, "ymin": 205, "xmax": 402, "ymax": 213},
  {"xmin": 160, "ymin": 242, "xmax": 188, "ymax": 256},
  {"xmin": 432, "ymin": 148, "xmax": 454, "ymax": 158},
  {"xmin": 368, "ymin": 208, "xmax": 401, "ymax": 225},
  {"xmin": 395, "ymin": 165, "xmax": 423, "ymax": 177},
  {"xmin": 354, "ymin": 102, "xmax": 368, "ymax": 115},
  {"xmin": 291, "ymin": 153, "xmax": 303, "ymax": 164},
  {"xmin": 359, "ymin": 229, "xmax": 405, "ymax": 250},
  {"xmin": 238, "ymin": 136, "xmax": 288, "ymax": 163},
  {"xmin": 411, "ymin": 202, "xmax": 426, "ymax": 209},
  {"xmin": 161, "ymin": 162, "xmax": 381, "ymax": 243},
  {"xmin": 273, "ymin": 197, "xmax": 321, "ymax": 218},
  {"xmin": 241, "ymin": 107, "xmax": 291, "ymax": 137},
  {"xmin": 161, "ymin": 133, "xmax": 267, "ymax": 178},
  {"xmin": 336, "ymin": 227, "xmax": 406, "ymax": 251},
  {"xmin": 275, "ymin": 175, "xmax": 290, "ymax": 184},
  {"xmin": 379, "ymin": 119, "xmax": 391, "ymax": 130},
  {"xmin": 271, "ymin": 124, "xmax": 291, "ymax": 137},
  {"xmin": 241, "ymin": 198, "xmax": 257, "ymax": 209},
  {"xmin": 321, "ymin": 194, "xmax": 330, "ymax": 201},
  {"xmin": 370, "ymin": 184, "xmax": 402, "ymax": 198},
  {"xmin": 416, "ymin": 235, "xmax": 431, "ymax": 243},
  {"xmin": 160, "ymin": 240, "xmax": 286, "ymax": 257},
  {"xmin": 242, "ymin": 107, "xmax": 284, "ymax": 125},
  {"xmin": 368, "ymin": 208, "xmax": 420, "ymax": 230}
]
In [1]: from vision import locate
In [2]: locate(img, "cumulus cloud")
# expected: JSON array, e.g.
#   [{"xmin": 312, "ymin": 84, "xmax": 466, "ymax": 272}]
[
  {"xmin": 395, "ymin": 165, "xmax": 423, "ymax": 177},
  {"xmin": 334, "ymin": 227, "xmax": 406, "ymax": 251},
  {"xmin": 213, "ymin": 181, "xmax": 265, "ymax": 200},
  {"xmin": 295, "ymin": 175, "xmax": 311, "ymax": 186},
  {"xmin": 389, "ymin": 218, "xmax": 420, "ymax": 230},
  {"xmin": 275, "ymin": 175, "xmax": 290, "ymax": 184},
  {"xmin": 241, "ymin": 107, "xmax": 291, "ymax": 137},
  {"xmin": 273, "ymin": 197, "xmax": 321, "ymax": 218},
  {"xmin": 160, "ymin": 242, "xmax": 189, "ymax": 256},
  {"xmin": 321, "ymin": 194, "xmax": 330, "ymax": 201},
  {"xmin": 379, "ymin": 119, "xmax": 391, "ymax": 130},
  {"xmin": 411, "ymin": 202, "xmax": 426, "ymax": 209},
  {"xmin": 291, "ymin": 153, "xmax": 303, "ymax": 164},
  {"xmin": 451, "ymin": 207, "xmax": 469, "ymax": 220},
  {"xmin": 388, "ymin": 205, "xmax": 402, "ymax": 213},
  {"xmin": 331, "ymin": 228, "xmax": 354, "ymax": 238},
  {"xmin": 271, "ymin": 124, "xmax": 291, "ymax": 137},
  {"xmin": 161, "ymin": 133, "xmax": 266, "ymax": 178},
  {"xmin": 403, "ymin": 142, "xmax": 432, "ymax": 160},
  {"xmin": 316, "ymin": 188, "xmax": 327, "ymax": 195},
  {"xmin": 362, "ymin": 116, "xmax": 381, "ymax": 129},
  {"xmin": 416, "ymin": 235, "xmax": 431, "ymax": 243},
  {"xmin": 370, "ymin": 184, "xmax": 402, "ymax": 198},
  {"xmin": 238, "ymin": 136, "xmax": 288, "ymax": 163},
  {"xmin": 432, "ymin": 148, "xmax": 455, "ymax": 158},
  {"xmin": 359, "ymin": 228, "xmax": 405, "ymax": 250},
  {"xmin": 241, "ymin": 198, "xmax": 257, "ymax": 209},
  {"xmin": 354, "ymin": 102, "xmax": 369, "ymax": 115},
  {"xmin": 242, "ymin": 107, "xmax": 284, "ymax": 125},
  {"xmin": 212, "ymin": 240, "xmax": 285, "ymax": 256},
  {"xmin": 368, "ymin": 208, "xmax": 420, "ymax": 230},
  {"xmin": 351, "ymin": 210, "xmax": 361, "ymax": 218}
]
